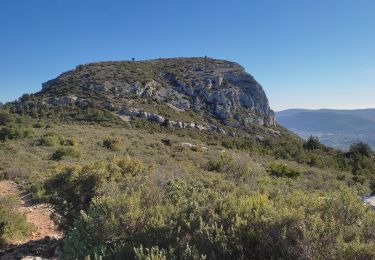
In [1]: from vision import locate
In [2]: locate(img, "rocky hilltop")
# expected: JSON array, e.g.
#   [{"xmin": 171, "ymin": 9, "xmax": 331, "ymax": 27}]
[{"xmin": 25, "ymin": 58, "xmax": 276, "ymax": 131}]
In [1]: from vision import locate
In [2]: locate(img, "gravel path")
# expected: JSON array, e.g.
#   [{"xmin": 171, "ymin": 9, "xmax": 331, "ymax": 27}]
[{"xmin": 0, "ymin": 180, "xmax": 63, "ymax": 259}]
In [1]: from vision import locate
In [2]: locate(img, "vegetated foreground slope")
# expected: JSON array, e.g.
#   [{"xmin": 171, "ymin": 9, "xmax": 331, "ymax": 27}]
[
  {"xmin": 276, "ymin": 108, "xmax": 375, "ymax": 150},
  {"xmin": 1, "ymin": 58, "xmax": 375, "ymax": 259}
]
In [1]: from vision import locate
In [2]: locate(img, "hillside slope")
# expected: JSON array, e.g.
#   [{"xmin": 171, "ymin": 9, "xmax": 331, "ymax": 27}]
[
  {"xmin": 28, "ymin": 58, "xmax": 276, "ymax": 128},
  {"xmin": 1, "ymin": 58, "xmax": 375, "ymax": 259}
]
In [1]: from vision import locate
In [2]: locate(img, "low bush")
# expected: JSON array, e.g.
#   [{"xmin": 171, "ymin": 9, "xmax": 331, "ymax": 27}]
[
  {"xmin": 33, "ymin": 122, "xmax": 44, "ymax": 128},
  {"xmin": 205, "ymin": 153, "xmax": 234, "ymax": 172},
  {"xmin": 61, "ymin": 137, "xmax": 78, "ymax": 146},
  {"xmin": 346, "ymin": 142, "xmax": 375, "ymax": 190},
  {"xmin": 190, "ymin": 145, "xmax": 203, "ymax": 152},
  {"xmin": 44, "ymin": 156, "xmax": 146, "ymax": 229},
  {"xmin": 0, "ymin": 111, "xmax": 14, "ymax": 126},
  {"xmin": 0, "ymin": 195, "xmax": 34, "ymax": 245},
  {"xmin": 206, "ymin": 153, "xmax": 249, "ymax": 183},
  {"xmin": 161, "ymin": 139, "xmax": 174, "ymax": 146},
  {"xmin": 134, "ymin": 246, "xmax": 169, "ymax": 260},
  {"xmin": 38, "ymin": 133, "xmax": 63, "ymax": 146},
  {"xmin": 0, "ymin": 125, "xmax": 28, "ymax": 141},
  {"xmin": 268, "ymin": 163, "xmax": 301, "ymax": 178},
  {"xmin": 102, "ymin": 137, "xmax": 124, "ymax": 151},
  {"xmin": 51, "ymin": 147, "xmax": 81, "ymax": 161},
  {"xmin": 58, "ymin": 174, "xmax": 375, "ymax": 259}
]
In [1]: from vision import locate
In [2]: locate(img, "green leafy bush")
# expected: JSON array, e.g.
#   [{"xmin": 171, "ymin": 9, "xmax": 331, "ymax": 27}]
[
  {"xmin": 0, "ymin": 195, "xmax": 34, "ymax": 245},
  {"xmin": 0, "ymin": 111, "xmax": 14, "ymax": 126},
  {"xmin": 161, "ymin": 139, "xmax": 174, "ymax": 146},
  {"xmin": 347, "ymin": 142, "xmax": 375, "ymax": 187},
  {"xmin": 0, "ymin": 126, "xmax": 21, "ymax": 141},
  {"xmin": 51, "ymin": 147, "xmax": 81, "ymax": 161},
  {"xmin": 38, "ymin": 133, "xmax": 63, "ymax": 146},
  {"xmin": 33, "ymin": 122, "xmax": 44, "ymax": 128},
  {"xmin": 206, "ymin": 153, "xmax": 249, "ymax": 183},
  {"xmin": 134, "ymin": 246, "xmax": 169, "ymax": 260},
  {"xmin": 61, "ymin": 137, "xmax": 78, "ymax": 146},
  {"xmin": 0, "ymin": 125, "xmax": 31, "ymax": 141},
  {"xmin": 59, "ymin": 174, "xmax": 375, "ymax": 259},
  {"xmin": 44, "ymin": 156, "xmax": 146, "ymax": 229},
  {"xmin": 349, "ymin": 142, "xmax": 375, "ymax": 158},
  {"xmin": 39, "ymin": 133, "xmax": 78, "ymax": 147},
  {"xmin": 268, "ymin": 163, "xmax": 301, "ymax": 178},
  {"xmin": 102, "ymin": 137, "xmax": 124, "ymax": 151},
  {"xmin": 206, "ymin": 153, "xmax": 234, "ymax": 172}
]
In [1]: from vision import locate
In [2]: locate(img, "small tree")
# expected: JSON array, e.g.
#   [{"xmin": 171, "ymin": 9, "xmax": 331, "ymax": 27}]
[
  {"xmin": 347, "ymin": 142, "xmax": 375, "ymax": 183},
  {"xmin": 303, "ymin": 136, "xmax": 322, "ymax": 151},
  {"xmin": 348, "ymin": 142, "xmax": 374, "ymax": 158},
  {"xmin": 0, "ymin": 112, "xmax": 13, "ymax": 126}
]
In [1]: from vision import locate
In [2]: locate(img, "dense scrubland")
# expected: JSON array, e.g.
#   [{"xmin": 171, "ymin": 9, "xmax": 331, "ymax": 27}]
[{"xmin": 1, "ymin": 103, "xmax": 375, "ymax": 259}]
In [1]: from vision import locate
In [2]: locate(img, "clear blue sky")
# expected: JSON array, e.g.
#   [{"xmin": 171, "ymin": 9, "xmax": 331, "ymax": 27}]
[{"xmin": 1, "ymin": 0, "xmax": 374, "ymax": 111}]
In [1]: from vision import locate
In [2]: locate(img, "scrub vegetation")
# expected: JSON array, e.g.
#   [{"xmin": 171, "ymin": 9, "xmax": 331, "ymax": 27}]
[{"xmin": 0, "ymin": 100, "xmax": 375, "ymax": 259}]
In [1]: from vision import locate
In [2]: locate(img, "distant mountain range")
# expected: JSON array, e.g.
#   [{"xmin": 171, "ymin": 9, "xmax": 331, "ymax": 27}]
[{"xmin": 276, "ymin": 109, "xmax": 375, "ymax": 150}]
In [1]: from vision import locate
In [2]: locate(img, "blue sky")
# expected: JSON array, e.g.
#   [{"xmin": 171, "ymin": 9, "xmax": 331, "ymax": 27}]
[{"xmin": 0, "ymin": 0, "xmax": 374, "ymax": 111}]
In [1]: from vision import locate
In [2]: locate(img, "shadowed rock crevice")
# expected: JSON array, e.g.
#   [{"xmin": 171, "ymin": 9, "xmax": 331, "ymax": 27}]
[{"xmin": 0, "ymin": 237, "xmax": 61, "ymax": 260}]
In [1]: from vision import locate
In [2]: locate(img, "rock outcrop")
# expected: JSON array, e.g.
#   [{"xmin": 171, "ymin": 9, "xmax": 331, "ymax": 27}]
[
  {"xmin": 117, "ymin": 107, "xmax": 232, "ymax": 133},
  {"xmin": 40, "ymin": 58, "xmax": 276, "ymax": 127}
]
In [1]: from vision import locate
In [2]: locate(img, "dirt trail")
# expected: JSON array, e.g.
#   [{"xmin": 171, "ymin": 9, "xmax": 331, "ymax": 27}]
[{"xmin": 0, "ymin": 180, "xmax": 63, "ymax": 259}]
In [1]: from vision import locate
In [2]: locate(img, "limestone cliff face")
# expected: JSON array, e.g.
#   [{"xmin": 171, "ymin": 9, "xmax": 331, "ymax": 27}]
[{"xmin": 41, "ymin": 58, "xmax": 276, "ymax": 127}]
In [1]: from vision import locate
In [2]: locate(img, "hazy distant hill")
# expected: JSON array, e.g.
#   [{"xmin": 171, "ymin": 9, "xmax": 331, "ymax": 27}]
[{"xmin": 276, "ymin": 109, "xmax": 375, "ymax": 150}]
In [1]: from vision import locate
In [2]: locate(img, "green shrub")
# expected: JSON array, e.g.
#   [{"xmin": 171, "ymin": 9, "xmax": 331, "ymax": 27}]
[
  {"xmin": 206, "ymin": 153, "xmax": 249, "ymax": 183},
  {"xmin": 44, "ymin": 156, "xmax": 145, "ymax": 229},
  {"xmin": 134, "ymin": 246, "xmax": 168, "ymax": 260},
  {"xmin": 38, "ymin": 133, "xmax": 63, "ymax": 146},
  {"xmin": 33, "ymin": 122, "xmax": 44, "ymax": 128},
  {"xmin": 161, "ymin": 139, "xmax": 174, "ymax": 146},
  {"xmin": 190, "ymin": 145, "xmax": 203, "ymax": 152},
  {"xmin": 347, "ymin": 142, "xmax": 375, "ymax": 188},
  {"xmin": 0, "ymin": 111, "xmax": 14, "ymax": 126},
  {"xmin": 206, "ymin": 153, "xmax": 234, "ymax": 172},
  {"xmin": 349, "ymin": 142, "xmax": 375, "ymax": 158},
  {"xmin": 0, "ymin": 125, "xmax": 31, "ymax": 141},
  {"xmin": 268, "ymin": 163, "xmax": 301, "ymax": 178},
  {"xmin": 59, "ymin": 174, "xmax": 375, "ymax": 259},
  {"xmin": 102, "ymin": 137, "xmax": 124, "ymax": 151},
  {"xmin": 61, "ymin": 137, "xmax": 78, "ymax": 146},
  {"xmin": 0, "ymin": 195, "xmax": 35, "ymax": 245},
  {"xmin": 221, "ymin": 136, "xmax": 257, "ymax": 150},
  {"xmin": 51, "ymin": 147, "xmax": 81, "ymax": 161}
]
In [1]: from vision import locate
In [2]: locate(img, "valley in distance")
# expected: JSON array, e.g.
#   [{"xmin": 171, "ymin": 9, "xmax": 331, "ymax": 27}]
[{"xmin": 276, "ymin": 108, "xmax": 375, "ymax": 150}]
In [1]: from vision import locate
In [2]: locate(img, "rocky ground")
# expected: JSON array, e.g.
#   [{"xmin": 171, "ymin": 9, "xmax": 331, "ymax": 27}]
[
  {"xmin": 362, "ymin": 195, "xmax": 375, "ymax": 209},
  {"xmin": 0, "ymin": 181, "xmax": 62, "ymax": 260}
]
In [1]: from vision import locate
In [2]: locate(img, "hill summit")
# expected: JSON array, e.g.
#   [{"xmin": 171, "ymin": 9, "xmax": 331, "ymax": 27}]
[{"xmin": 37, "ymin": 58, "xmax": 275, "ymax": 129}]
